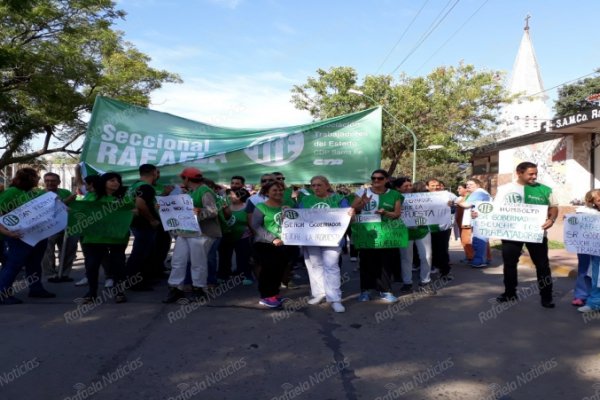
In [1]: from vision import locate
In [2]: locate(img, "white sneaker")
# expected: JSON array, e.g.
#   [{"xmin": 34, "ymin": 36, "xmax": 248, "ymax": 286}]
[
  {"xmin": 104, "ymin": 278, "xmax": 114, "ymax": 288},
  {"xmin": 331, "ymin": 302, "xmax": 345, "ymax": 313},
  {"xmin": 578, "ymin": 305, "xmax": 593, "ymax": 313},
  {"xmin": 75, "ymin": 277, "xmax": 88, "ymax": 286},
  {"xmin": 307, "ymin": 295, "xmax": 325, "ymax": 305}
]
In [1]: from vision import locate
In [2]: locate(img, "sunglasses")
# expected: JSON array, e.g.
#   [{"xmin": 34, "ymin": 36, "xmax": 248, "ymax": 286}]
[
  {"xmin": 371, "ymin": 176, "xmax": 386, "ymax": 181},
  {"xmin": 276, "ymin": 177, "xmax": 285, "ymax": 181}
]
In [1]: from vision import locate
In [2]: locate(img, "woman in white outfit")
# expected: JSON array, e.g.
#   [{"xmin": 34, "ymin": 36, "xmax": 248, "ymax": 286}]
[{"xmin": 300, "ymin": 176, "xmax": 351, "ymax": 313}]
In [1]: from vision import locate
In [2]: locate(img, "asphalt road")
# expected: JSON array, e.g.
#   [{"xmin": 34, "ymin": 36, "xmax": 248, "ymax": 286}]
[{"xmin": 1, "ymin": 240, "xmax": 598, "ymax": 400}]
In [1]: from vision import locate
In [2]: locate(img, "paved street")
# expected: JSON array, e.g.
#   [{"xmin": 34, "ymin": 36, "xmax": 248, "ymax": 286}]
[{"xmin": 1, "ymin": 240, "xmax": 598, "ymax": 400}]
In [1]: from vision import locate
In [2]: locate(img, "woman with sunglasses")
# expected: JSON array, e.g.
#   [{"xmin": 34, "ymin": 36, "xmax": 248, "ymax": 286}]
[
  {"xmin": 300, "ymin": 175, "xmax": 352, "ymax": 313},
  {"xmin": 351, "ymin": 169, "xmax": 402, "ymax": 303}
]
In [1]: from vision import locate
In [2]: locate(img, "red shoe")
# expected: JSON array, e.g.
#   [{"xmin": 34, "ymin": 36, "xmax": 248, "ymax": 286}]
[{"xmin": 571, "ymin": 298, "xmax": 585, "ymax": 307}]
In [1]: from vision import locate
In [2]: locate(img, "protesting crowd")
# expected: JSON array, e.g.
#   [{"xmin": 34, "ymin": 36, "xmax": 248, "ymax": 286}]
[{"xmin": 1, "ymin": 161, "xmax": 599, "ymax": 315}]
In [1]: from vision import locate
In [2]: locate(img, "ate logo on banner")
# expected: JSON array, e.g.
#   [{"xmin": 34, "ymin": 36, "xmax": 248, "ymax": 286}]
[
  {"xmin": 477, "ymin": 203, "xmax": 494, "ymax": 213},
  {"xmin": 311, "ymin": 203, "xmax": 331, "ymax": 209},
  {"xmin": 2, "ymin": 215, "xmax": 20, "ymax": 226},
  {"xmin": 244, "ymin": 132, "xmax": 304, "ymax": 167},
  {"xmin": 503, "ymin": 192, "xmax": 523, "ymax": 203}
]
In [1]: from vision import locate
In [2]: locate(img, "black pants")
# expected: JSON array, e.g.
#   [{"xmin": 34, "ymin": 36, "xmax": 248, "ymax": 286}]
[
  {"xmin": 150, "ymin": 227, "xmax": 172, "ymax": 278},
  {"xmin": 431, "ymin": 229, "xmax": 452, "ymax": 275},
  {"xmin": 358, "ymin": 248, "xmax": 394, "ymax": 292},
  {"xmin": 218, "ymin": 237, "xmax": 252, "ymax": 280},
  {"xmin": 126, "ymin": 227, "xmax": 156, "ymax": 285},
  {"xmin": 254, "ymin": 242, "xmax": 290, "ymax": 298},
  {"xmin": 82, "ymin": 243, "xmax": 127, "ymax": 297},
  {"xmin": 501, "ymin": 238, "xmax": 553, "ymax": 301}
]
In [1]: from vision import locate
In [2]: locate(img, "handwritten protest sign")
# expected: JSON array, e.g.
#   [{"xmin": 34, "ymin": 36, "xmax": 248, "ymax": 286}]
[
  {"xmin": 157, "ymin": 194, "xmax": 200, "ymax": 232},
  {"xmin": 472, "ymin": 202, "xmax": 547, "ymax": 243},
  {"xmin": 401, "ymin": 192, "xmax": 452, "ymax": 227},
  {"xmin": 280, "ymin": 208, "xmax": 351, "ymax": 246},
  {"xmin": 1, "ymin": 192, "xmax": 68, "ymax": 246},
  {"xmin": 67, "ymin": 198, "xmax": 134, "ymax": 238},
  {"xmin": 351, "ymin": 217, "xmax": 408, "ymax": 249},
  {"xmin": 563, "ymin": 213, "xmax": 600, "ymax": 256}
]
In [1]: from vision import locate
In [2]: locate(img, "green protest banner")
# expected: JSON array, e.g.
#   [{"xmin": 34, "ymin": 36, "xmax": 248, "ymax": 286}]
[
  {"xmin": 351, "ymin": 219, "xmax": 409, "ymax": 249},
  {"xmin": 67, "ymin": 200, "xmax": 134, "ymax": 238},
  {"xmin": 80, "ymin": 97, "xmax": 382, "ymax": 184}
]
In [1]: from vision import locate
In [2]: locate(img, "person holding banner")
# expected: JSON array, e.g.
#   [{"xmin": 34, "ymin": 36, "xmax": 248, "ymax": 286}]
[
  {"xmin": 300, "ymin": 175, "xmax": 351, "ymax": 313},
  {"xmin": 351, "ymin": 169, "xmax": 402, "ymax": 303},
  {"xmin": 0, "ymin": 168, "xmax": 56, "ymax": 305},
  {"xmin": 163, "ymin": 167, "xmax": 221, "ymax": 304},
  {"xmin": 494, "ymin": 162, "xmax": 558, "ymax": 308},
  {"xmin": 456, "ymin": 178, "xmax": 492, "ymax": 268},
  {"xmin": 573, "ymin": 189, "xmax": 600, "ymax": 312},
  {"xmin": 79, "ymin": 172, "xmax": 133, "ymax": 304},
  {"xmin": 250, "ymin": 180, "xmax": 290, "ymax": 308}
]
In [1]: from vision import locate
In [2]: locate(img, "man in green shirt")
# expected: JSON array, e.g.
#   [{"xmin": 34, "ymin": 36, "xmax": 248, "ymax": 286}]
[
  {"xmin": 41, "ymin": 172, "xmax": 78, "ymax": 283},
  {"xmin": 495, "ymin": 161, "xmax": 559, "ymax": 308}
]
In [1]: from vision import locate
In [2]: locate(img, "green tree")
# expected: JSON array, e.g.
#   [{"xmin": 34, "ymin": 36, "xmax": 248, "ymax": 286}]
[
  {"xmin": 0, "ymin": 0, "xmax": 181, "ymax": 168},
  {"xmin": 291, "ymin": 64, "xmax": 511, "ymax": 178},
  {"xmin": 554, "ymin": 69, "xmax": 600, "ymax": 117}
]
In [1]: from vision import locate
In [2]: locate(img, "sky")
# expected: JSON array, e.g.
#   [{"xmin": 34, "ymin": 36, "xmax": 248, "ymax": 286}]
[{"xmin": 108, "ymin": 0, "xmax": 600, "ymax": 130}]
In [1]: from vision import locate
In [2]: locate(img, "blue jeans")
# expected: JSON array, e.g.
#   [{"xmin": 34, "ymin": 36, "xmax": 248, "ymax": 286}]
[
  {"xmin": 586, "ymin": 255, "xmax": 600, "ymax": 310},
  {"xmin": 471, "ymin": 236, "xmax": 489, "ymax": 265},
  {"xmin": 207, "ymin": 237, "xmax": 221, "ymax": 284},
  {"xmin": 218, "ymin": 236, "xmax": 252, "ymax": 280},
  {"xmin": 575, "ymin": 254, "xmax": 593, "ymax": 300},
  {"xmin": 0, "ymin": 237, "xmax": 47, "ymax": 296}
]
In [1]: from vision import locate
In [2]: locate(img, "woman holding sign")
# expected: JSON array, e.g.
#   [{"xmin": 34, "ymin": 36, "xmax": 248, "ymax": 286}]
[
  {"xmin": 0, "ymin": 168, "xmax": 56, "ymax": 305},
  {"xmin": 575, "ymin": 189, "xmax": 600, "ymax": 312},
  {"xmin": 300, "ymin": 176, "xmax": 351, "ymax": 313},
  {"xmin": 351, "ymin": 169, "xmax": 402, "ymax": 303},
  {"xmin": 250, "ymin": 180, "xmax": 290, "ymax": 308},
  {"xmin": 79, "ymin": 172, "xmax": 132, "ymax": 304}
]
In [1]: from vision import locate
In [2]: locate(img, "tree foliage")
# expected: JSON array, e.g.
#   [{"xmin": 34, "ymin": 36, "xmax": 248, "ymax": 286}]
[
  {"xmin": 291, "ymin": 64, "xmax": 511, "ymax": 180},
  {"xmin": 554, "ymin": 69, "xmax": 600, "ymax": 117},
  {"xmin": 0, "ymin": 0, "xmax": 181, "ymax": 168}
]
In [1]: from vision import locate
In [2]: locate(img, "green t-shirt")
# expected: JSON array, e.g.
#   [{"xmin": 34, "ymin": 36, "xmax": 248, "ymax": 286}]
[
  {"xmin": 300, "ymin": 193, "xmax": 345, "ymax": 209},
  {"xmin": 496, "ymin": 182, "xmax": 554, "ymax": 205},
  {"xmin": 0, "ymin": 187, "xmax": 44, "ymax": 214},
  {"xmin": 54, "ymin": 188, "xmax": 72, "ymax": 201},
  {"xmin": 255, "ymin": 202, "xmax": 283, "ymax": 238},
  {"xmin": 224, "ymin": 208, "xmax": 249, "ymax": 241},
  {"xmin": 356, "ymin": 188, "xmax": 401, "ymax": 221},
  {"xmin": 80, "ymin": 192, "xmax": 133, "ymax": 245}
]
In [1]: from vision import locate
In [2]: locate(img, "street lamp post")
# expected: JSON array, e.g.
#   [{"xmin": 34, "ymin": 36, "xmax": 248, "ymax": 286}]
[{"xmin": 348, "ymin": 89, "xmax": 418, "ymax": 182}]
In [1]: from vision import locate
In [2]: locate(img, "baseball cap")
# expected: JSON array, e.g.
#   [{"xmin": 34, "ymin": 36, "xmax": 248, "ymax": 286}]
[{"xmin": 180, "ymin": 167, "xmax": 203, "ymax": 179}]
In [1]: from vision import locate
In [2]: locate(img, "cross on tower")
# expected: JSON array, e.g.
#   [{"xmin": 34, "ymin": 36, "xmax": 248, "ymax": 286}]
[{"xmin": 524, "ymin": 14, "xmax": 531, "ymax": 31}]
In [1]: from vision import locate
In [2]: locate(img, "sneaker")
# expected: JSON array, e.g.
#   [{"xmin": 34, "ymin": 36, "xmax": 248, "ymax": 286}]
[
  {"xmin": 571, "ymin": 298, "xmax": 585, "ymax": 307},
  {"xmin": 496, "ymin": 293, "xmax": 517, "ymax": 303},
  {"xmin": 28, "ymin": 289, "xmax": 56, "ymax": 298},
  {"xmin": 308, "ymin": 295, "xmax": 325, "ymax": 305},
  {"xmin": 331, "ymin": 302, "xmax": 345, "ymax": 313},
  {"xmin": 242, "ymin": 278, "xmax": 254, "ymax": 286},
  {"xmin": 412, "ymin": 266, "xmax": 419, "ymax": 272},
  {"xmin": 459, "ymin": 258, "xmax": 472, "ymax": 264},
  {"xmin": 379, "ymin": 292, "xmax": 398, "ymax": 303},
  {"xmin": 191, "ymin": 287, "xmax": 207, "ymax": 302},
  {"xmin": 470, "ymin": 263, "xmax": 488, "ymax": 268},
  {"xmin": 162, "ymin": 288, "xmax": 185, "ymax": 304},
  {"xmin": 75, "ymin": 277, "xmax": 88, "ymax": 286},
  {"xmin": 357, "ymin": 291, "xmax": 371, "ymax": 302},
  {"xmin": 430, "ymin": 267, "xmax": 439, "ymax": 274},
  {"xmin": 104, "ymin": 279, "xmax": 114, "ymax": 288},
  {"xmin": 400, "ymin": 284, "xmax": 413, "ymax": 293},
  {"xmin": 541, "ymin": 299, "xmax": 555, "ymax": 309},
  {"xmin": 259, "ymin": 296, "xmax": 282, "ymax": 308},
  {"xmin": 350, "ymin": 257, "xmax": 357, "ymax": 262},
  {"xmin": 439, "ymin": 273, "xmax": 454, "ymax": 282},
  {"xmin": 578, "ymin": 305, "xmax": 594, "ymax": 313},
  {"xmin": 0, "ymin": 295, "xmax": 23, "ymax": 305},
  {"xmin": 115, "ymin": 292, "xmax": 127, "ymax": 303}
]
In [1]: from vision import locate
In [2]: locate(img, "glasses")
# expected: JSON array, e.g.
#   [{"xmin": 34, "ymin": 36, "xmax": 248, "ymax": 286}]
[
  {"xmin": 276, "ymin": 177, "xmax": 285, "ymax": 181},
  {"xmin": 261, "ymin": 179, "xmax": 275, "ymax": 183},
  {"xmin": 371, "ymin": 176, "xmax": 386, "ymax": 181}
]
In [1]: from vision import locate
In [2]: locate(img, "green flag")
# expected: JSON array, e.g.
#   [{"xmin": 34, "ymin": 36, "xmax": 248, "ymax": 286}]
[
  {"xmin": 80, "ymin": 97, "xmax": 382, "ymax": 184},
  {"xmin": 67, "ymin": 200, "xmax": 134, "ymax": 238},
  {"xmin": 351, "ymin": 219, "xmax": 409, "ymax": 249}
]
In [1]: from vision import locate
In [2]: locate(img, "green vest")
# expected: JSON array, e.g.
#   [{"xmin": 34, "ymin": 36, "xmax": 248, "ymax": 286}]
[
  {"xmin": 300, "ymin": 193, "xmax": 345, "ymax": 209},
  {"xmin": 225, "ymin": 209, "xmax": 249, "ymax": 241},
  {"xmin": 255, "ymin": 202, "xmax": 283, "ymax": 238}
]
